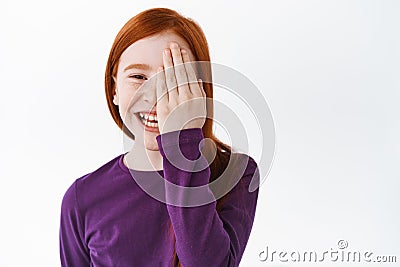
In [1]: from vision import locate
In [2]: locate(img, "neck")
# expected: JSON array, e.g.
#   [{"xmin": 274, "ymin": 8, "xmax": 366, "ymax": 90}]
[{"xmin": 124, "ymin": 143, "xmax": 163, "ymax": 171}]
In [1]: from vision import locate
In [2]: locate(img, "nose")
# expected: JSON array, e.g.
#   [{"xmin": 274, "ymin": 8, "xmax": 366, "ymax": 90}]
[
  {"xmin": 143, "ymin": 88, "xmax": 156, "ymax": 103},
  {"xmin": 141, "ymin": 78, "xmax": 157, "ymax": 106}
]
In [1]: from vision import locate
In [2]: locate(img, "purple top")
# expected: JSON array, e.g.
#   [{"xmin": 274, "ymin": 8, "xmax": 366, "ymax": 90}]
[{"xmin": 60, "ymin": 128, "xmax": 259, "ymax": 266}]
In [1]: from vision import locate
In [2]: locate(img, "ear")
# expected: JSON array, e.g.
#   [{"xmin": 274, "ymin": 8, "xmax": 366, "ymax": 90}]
[
  {"xmin": 113, "ymin": 90, "xmax": 119, "ymax": 106},
  {"xmin": 112, "ymin": 76, "xmax": 119, "ymax": 106}
]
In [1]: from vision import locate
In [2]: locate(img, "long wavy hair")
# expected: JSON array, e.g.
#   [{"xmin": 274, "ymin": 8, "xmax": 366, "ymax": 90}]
[{"xmin": 105, "ymin": 7, "xmax": 233, "ymax": 266}]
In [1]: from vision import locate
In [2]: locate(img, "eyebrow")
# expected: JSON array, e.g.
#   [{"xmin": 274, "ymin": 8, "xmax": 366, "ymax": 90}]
[{"xmin": 123, "ymin": 63, "xmax": 152, "ymax": 72}]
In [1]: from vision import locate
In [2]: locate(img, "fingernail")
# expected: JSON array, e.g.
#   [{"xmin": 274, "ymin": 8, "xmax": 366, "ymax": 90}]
[
  {"xmin": 170, "ymin": 42, "xmax": 178, "ymax": 49},
  {"xmin": 164, "ymin": 48, "xmax": 170, "ymax": 56},
  {"xmin": 181, "ymin": 49, "xmax": 187, "ymax": 54}
]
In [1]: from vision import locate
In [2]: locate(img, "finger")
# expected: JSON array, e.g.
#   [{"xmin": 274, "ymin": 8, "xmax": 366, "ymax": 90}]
[
  {"xmin": 156, "ymin": 66, "xmax": 168, "ymax": 106},
  {"xmin": 181, "ymin": 49, "xmax": 202, "ymax": 97},
  {"xmin": 163, "ymin": 48, "xmax": 178, "ymax": 101},
  {"xmin": 169, "ymin": 43, "xmax": 190, "ymax": 94}
]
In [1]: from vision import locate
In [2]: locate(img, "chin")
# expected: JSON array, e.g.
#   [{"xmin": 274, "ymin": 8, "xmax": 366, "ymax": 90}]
[
  {"xmin": 144, "ymin": 143, "xmax": 160, "ymax": 151},
  {"xmin": 144, "ymin": 134, "xmax": 160, "ymax": 151}
]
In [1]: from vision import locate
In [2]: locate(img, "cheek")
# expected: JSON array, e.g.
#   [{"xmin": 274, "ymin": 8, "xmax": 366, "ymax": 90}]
[{"xmin": 117, "ymin": 83, "xmax": 143, "ymax": 112}]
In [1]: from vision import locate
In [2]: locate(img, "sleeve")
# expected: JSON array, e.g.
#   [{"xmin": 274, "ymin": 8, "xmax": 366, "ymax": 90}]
[
  {"xmin": 156, "ymin": 128, "xmax": 260, "ymax": 267},
  {"xmin": 59, "ymin": 180, "xmax": 90, "ymax": 267}
]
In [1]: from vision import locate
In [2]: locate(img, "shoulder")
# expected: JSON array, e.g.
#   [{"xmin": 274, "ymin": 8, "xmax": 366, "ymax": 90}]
[
  {"xmin": 74, "ymin": 153, "xmax": 124, "ymax": 187},
  {"xmin": 212, "ymin": 152, "xmax": 260, "ymax": 200},
  {"xmin": 230, "ymin": 152, "xmax": 260, "ymax": 186},
  {"xmin": 61, "ymin": 179, "xmax": 78, "ymax": 213},
  {"xmin": 61, "ymin": 154, "xmax": 125, "ymax": 210}
]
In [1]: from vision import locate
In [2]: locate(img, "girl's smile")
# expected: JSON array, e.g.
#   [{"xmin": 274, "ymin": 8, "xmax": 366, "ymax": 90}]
[{"xmin": 136, "ymin": 111, "xmax": 159, "ymax": 133}]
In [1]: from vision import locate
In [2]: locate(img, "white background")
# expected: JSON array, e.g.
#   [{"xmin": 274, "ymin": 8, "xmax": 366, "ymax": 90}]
[{"xmin": 1, "ymin": 0, "xmax": 399, "ymax": 266}]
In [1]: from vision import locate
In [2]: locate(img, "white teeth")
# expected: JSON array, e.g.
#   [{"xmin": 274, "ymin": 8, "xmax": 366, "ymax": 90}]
[
  {"xmin": 144, "ymin": 121, "xmax": 158, "ymax": 128},
  {"xmin": 138, "ymin": 112, "xmax": 158, "ymax": 128},
  {"xmin": 139, "ymin": 112, "xmax": 158, "ymax": 122}
]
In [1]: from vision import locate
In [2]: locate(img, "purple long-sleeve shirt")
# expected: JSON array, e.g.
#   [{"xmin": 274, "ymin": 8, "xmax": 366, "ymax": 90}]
[{"xmin": 60, "ymin": 128, "xmax": 260, "ymax": 266}]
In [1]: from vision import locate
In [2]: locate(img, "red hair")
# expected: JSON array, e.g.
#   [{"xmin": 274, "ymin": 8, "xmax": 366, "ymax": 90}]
[{"xmin": 104, "ymin": 7, "xmax": 232, "ymax": 266}]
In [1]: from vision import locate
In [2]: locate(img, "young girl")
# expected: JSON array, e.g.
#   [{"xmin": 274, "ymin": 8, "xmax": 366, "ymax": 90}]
[{"xmin": 60, "ymin": 7, "xmax": 260, "ymax": 267}]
